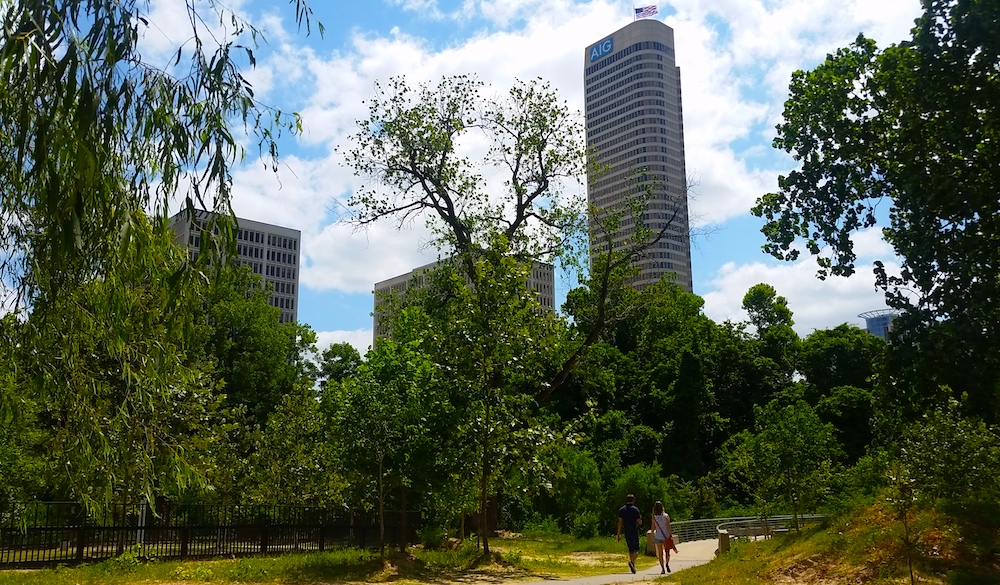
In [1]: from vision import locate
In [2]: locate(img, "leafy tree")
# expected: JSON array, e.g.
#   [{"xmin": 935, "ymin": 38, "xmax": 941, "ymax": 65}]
[
  {"xmin": 247, "ymin": 383, "xmax": 344, "ymax": 505},
  {"xmin": 317, "ymin": 342, "xmax": 363, "ymax": 387},
  {"xmin": 17, "ymin": 231, "xmax": 222, "ymax": 507},
  {"xmin": 752, "ymin": 0, "xmax": 1000, "ymax": 422},
  {"xmin": 799, "ymin": 324, "xmax": 884, "ymax": 402},
  {"xmin": 195, "ymin": 266, "xmax": 317, "ymax": 427},
  {"xmin": 898, "ymin": 400, "xmax": 1000, "ymax": 507},
  {"xmin": 0, "ymin": 0, "xmax": 316, "ymax": 509},
  {"xmin": 705, "ymin": 320, "xmax": 763, "ymax": 436},
  {"xmin": 415, "ymin": 249, "xmax": 565, "ymax": 553},
  {"xmin": 329, "ymin": 319, "xmax": 468, "ymax": 552},
  {"xmin": 631, "ymin": 286, "xmax": 722, "ymax": 479},
  {"xmin": 343, "ymin": 75, "xmax": 590, "ymax": 553},
  {"xmin": 741, "ymin": 284, "xmax": 799, "ymax": 394},
  {"xmin": 720, "ymin": 400, "xmax": 842, "ymax": 526},
  {"xmin": 536, "ymin": 446, "xmax": 604, "ymax": 535},
  {"xmin": 816, "ymin": 386, "xmax": 875, "ymax": 464},
  {"xmin": 604, "ymin": 463, "xmax": 691, "ymax": 532}
]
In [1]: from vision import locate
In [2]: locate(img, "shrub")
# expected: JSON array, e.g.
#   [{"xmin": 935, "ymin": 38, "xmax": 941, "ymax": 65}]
[
  {"xmin": 571, "ymin": 511, "xmax": 601, "ymax": 539},
  {"xmin": 418, "ymin": 524, "xmax": 448, "ymax": 549},
  {"xmin": 522, "ymin": 515, "xmax": 561, "ymax": 535}
]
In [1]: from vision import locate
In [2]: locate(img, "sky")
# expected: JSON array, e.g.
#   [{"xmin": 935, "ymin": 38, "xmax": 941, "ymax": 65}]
[{"xmin": 147, "ymin": 0, "xmax": 923, "ymax": 355}]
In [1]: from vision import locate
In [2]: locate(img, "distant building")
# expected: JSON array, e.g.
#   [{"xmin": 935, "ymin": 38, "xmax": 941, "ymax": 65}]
[
  {"xmin": 168, "ymin": 210, "xmax": 301, "ymax": 324},
  {"xmin": 373, "ymin": 259, "xmax": 555, "ymax": 342},
  {"xmin": 584, "ymin": 18, "xmax": 693, "ymax": 291},
  {"xmin": 858, "ymin": 309, "xmax": 896, "ymax": 341}
]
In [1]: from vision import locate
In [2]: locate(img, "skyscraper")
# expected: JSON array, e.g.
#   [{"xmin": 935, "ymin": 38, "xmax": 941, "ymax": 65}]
[
  {"xmin": 169, "ymin": 210, "xmax": 302, "ymax": 324},
  {"xmin": 584, "ymin": 18, "xmax": 693, "ymax": 291}
]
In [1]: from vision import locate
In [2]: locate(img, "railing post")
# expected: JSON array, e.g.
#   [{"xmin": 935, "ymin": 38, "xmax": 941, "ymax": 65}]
[
  {"xmin": 75, "ymin": 526, "xmax": 86, "ymax": 562},
  {"xmin": 718, "ymin": 529, "xmax": 730, "ymax": 553}
]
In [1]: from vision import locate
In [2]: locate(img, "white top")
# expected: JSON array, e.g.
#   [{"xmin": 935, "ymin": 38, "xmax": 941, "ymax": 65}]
[{"xmin": 652, "ymin": 512, "xmax": 671, "ymax": 539}]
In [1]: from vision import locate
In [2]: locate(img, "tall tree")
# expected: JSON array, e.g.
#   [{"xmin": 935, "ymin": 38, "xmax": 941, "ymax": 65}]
[
  {"xmin": 720, "ymin": 400, "xmax": 842, "ymax": 525},
  {"xmin": 317, "ymin": 342, "xmax": 363, "ymax": 387},
  {"xmin": 752, "ymin": 0, "xmax": 1000, "ymax": 422},
  {"xmin": 1, "ymin": 0, "xmax": 316, "ymax": 509},
  {"xmin": 343, "ymin": 75, "xmax": 586, "ymax": 554},
  {"xmin": 741, "ymin": 284, "xmax": 799, "ymax": 398},
  {"xmin": 196, "ymin": 266, "xmax": 317, "ymax": 427}
]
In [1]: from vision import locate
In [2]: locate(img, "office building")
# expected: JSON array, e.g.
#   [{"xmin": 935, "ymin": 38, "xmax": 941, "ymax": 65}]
[
  {"xmin": 169, "ymin": 210, "xmax": 301, "ymax": 323},
  {"xmin": 373, "ymin": 259, "xmax": 555, "ymax": 341},
  {"xmin": 584, "ymin": 18, "xmax": 693, "ymax": 291},
  {"xmin": 858, "ymin": 309, "xmax": 896, "ymax": 341}
]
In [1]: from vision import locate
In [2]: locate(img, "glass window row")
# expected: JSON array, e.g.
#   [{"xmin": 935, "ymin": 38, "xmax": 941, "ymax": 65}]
[
  {"xmin": 587, "ymin": 111, "xmax": 677, "ymax": 139},
  {"xmin": 585, "ymin": 73, "xmax": 666, "ymax": 104},
  {"xmin": 588, "ymin": 96, "xmax": 668, "ymax": 124},
  {"xmin": 272, "ymin": 296, "xmax": 295, "ymax": 310},
  {"xmin": 266, "ymin": 264, "xmax": 296, "ymax": 280},
  {"xmin": 587, "ymin": 88, "xmax": 666, "ymax": 115},
  {"xmin": 585, "ymin": 60, "xmax": 664, "ymax": 97},
  {"xmin": 588, "ymin": 106, "xmax": 667, "ymax": 132},
  {"xmin": 585, "ymin": 40, "xmax": 674, "ymax": 76},
  {"xmin": 266, "ymin": 234, "xmax": 298, "ymax": 251},
  {"xmin": 586, "ymin": 52, "xmax": 664, "ymax": 86}
]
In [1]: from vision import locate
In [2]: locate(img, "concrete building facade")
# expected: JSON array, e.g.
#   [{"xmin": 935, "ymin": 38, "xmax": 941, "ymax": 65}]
[
  {"xmin": 169, "ymin": 210, "xmax": 301, "ymax": 324},
  {"xmin": 584, "ymin": 18, "xmax": 693, "ymax": 291}
]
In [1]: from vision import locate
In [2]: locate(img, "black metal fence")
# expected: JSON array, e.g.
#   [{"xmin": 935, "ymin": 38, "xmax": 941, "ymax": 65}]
[{"xmin": 0, "ymin": 502, "xmax": 420, "ymax": 567}]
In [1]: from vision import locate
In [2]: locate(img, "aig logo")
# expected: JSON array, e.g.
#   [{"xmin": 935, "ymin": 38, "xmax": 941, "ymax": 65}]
[{"xmin": 590, "ymin": 37, "xmax": 613, "ymax": 62}]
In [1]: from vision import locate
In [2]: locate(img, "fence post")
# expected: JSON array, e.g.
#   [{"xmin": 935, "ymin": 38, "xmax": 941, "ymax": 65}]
[
  {"xmin": 75, "ymin": 526, "xmax": 86, "ymax": 562},
  {"xmin": 260, "ymin": 522, "xmax": 269, "ymax": 555},
  {"xmin": 318, "ymin": 525, "xmax": 325, "ymax": 552},
  {"xmin": 180, "ymin": 526, "xmax": 189, "ymax": 558}
]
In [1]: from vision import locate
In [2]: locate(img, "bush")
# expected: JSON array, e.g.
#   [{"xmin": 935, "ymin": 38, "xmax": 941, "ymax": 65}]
[
  {"xmin": 605, "ymin": 463, "xmax": 692, "ymax": 529},
  {"xmin": 571, "ymin": 511, "xmax": 601, "ymax": 539},
  {"xmin": 418, "ymin": 524, "xmax": 448, "ymax": 549},
  {"xmin": 522, "ymin": 515, "xmax": 561, "ymax": 535}
]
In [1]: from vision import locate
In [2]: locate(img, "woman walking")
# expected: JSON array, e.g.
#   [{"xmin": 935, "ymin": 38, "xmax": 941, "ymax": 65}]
[{"xmin": 651, "ymin": 500, "xmax": 675, "ymax": 574}]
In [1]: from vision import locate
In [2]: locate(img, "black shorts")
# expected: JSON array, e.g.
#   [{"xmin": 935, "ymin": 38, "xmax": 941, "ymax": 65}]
[{"xmin": 624, "ymin": 532, "xmax": 640, "ymax": 553}]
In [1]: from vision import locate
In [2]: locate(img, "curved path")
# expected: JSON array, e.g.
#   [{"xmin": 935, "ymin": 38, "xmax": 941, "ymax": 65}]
[{"xmin": 518, "ymin": 538, "xmax": 718, "ymax": 585}]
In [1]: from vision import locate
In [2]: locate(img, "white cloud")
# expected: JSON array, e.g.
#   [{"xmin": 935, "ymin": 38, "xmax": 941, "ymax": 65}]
[
  {"xmin": 223, "ymin": 0, "xmax": 922, "ymax": 335},
  {"xmin": 701, "ymin": 258, "xmax": 895, "ymax": 337},
  {"xmin": 701, "ymin": 227, "xmax": 901, "ymax": 335},
  {"xmin": 315, "ymin": 329, "xmax": 373, "ymax": 358}
]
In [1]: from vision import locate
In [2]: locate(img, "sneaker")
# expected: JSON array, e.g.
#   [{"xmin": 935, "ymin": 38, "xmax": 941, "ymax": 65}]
[
  {"xmin": 629, "ymin": 561, "xmax": 636, "ymax": 574},
  {"xmin": 660, "ymin": 568, "xmax": 666, "ymax": 574},
  {"xmin": 666, "ymin": 563, "xmax": 671, "ymax": 573}
]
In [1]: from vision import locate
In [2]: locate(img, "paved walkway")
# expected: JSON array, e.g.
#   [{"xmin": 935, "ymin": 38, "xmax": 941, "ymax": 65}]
[{"xmin": 518, "ymin": 538, "xmax": 718, "ymax": 585}]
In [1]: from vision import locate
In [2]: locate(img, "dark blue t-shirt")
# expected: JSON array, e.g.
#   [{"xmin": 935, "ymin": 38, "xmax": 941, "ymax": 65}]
[{"xmin": 618, "ymin": 503, "xmax": 641, "ymax": 537}]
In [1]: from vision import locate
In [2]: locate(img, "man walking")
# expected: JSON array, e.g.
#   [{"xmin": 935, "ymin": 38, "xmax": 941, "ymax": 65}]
[{"xmin": 616, "ymin": 493, "xmax": 642, "ymax": 573}]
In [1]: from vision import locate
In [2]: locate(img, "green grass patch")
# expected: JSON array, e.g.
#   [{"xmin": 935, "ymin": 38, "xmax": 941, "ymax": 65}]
[
  {"xmin": 0, "ymin": 547, "xmax": 381, "ymax": 585},
  {"xmin": 664, "ymin": 503, "xmax": 1000, "ymax": 585},
  {"xmin": 0, "ymin": 533, "xmax": 661, "ymax": 584}
]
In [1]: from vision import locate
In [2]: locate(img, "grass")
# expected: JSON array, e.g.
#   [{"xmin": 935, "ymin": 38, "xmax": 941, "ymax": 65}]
[
  {"xmin": 490, "ymin": 530, "xmax": 659, "ymax": 578},
  {"xmin": 10, "ymin": 504, "xmax": 993, "ymax": 585},
  {"xmin": 0, "ymin": 531, "xmax": 656, "ymax": 585},
  {"xmin": 664, "ymin": 503, "xmax": 1000, "ymax": 585}
]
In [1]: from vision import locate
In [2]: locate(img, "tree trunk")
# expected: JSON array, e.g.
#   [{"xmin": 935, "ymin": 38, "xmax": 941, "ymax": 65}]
[
  {"xmin": 480, "ymin": 399, "xmax": 492, "ymax": 556},
  {"xmin": 378, "ymin": 454, "xmax": 385, "ymax": 556},
  {"xmin": 400, "ymin": 487, "xmax": 408, "ymax": 552}
]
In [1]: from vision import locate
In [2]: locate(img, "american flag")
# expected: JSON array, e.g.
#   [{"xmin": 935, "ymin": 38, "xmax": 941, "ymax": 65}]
[{"xmin": 634, "ymin": 5, "xmax": 658, "ymax": 19}]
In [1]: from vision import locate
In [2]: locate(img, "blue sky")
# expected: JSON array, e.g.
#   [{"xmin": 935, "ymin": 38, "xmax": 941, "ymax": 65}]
[{"xmin": 147, "ymin": 0, "xmax": 923, "ymax": 354}]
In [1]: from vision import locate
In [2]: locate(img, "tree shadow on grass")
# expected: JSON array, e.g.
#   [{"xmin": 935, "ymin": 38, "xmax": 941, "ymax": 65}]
[{"xmin": 281, "ymin": 549, "xmax": 545, "ymax": 584}]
